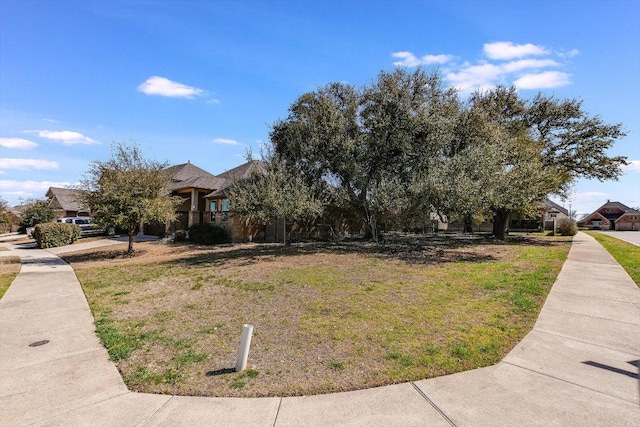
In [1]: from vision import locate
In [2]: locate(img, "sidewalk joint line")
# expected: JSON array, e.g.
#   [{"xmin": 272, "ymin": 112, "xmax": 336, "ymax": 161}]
[
  {"xmin": 1, "ymin": 346, "xmax": 108, "ymax": 373},
  {"xmin": 549, "ymin": 290, "xmax": 640, "ymax": 305},
  {"xmin": 23, "ymin": 390, "xmax": 130, "ymax": 427},
  {"xmin": 501, "ymin": 361, "xmax": 639, "ymax": 405},
  {"xmin": 271, "ymin": 397, "xmax": 283, "ymax": 427},
  {"xmin": 139, "ymin": 394, "xmax": 175, "ymax": 426},
  {"xmin": 410, "ymin": 382, "xmax": 457, "ymax": 427},
  {"xmin": 540, "ymin": 307, "xmax": 640, "ymax": 325},
  {"xmin": 532, "ymin": 328, "xmax": 640, "ymax": 356}
]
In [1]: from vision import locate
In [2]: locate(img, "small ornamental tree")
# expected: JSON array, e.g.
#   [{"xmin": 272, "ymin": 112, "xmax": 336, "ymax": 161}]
[
  {"xmin": 0, "ymin": 197, "xmax": 19, "ymax": 232},
  {"xmin": 77, "ymin": 141, "xmax": 182, "ymax": 255},
  {"xmin": 19, "ymin": 199, "xmax": 55, "ymax": 229},
  {"xmin": 227, "ymin": 151, "xmax": 325, "ymax": 243}
]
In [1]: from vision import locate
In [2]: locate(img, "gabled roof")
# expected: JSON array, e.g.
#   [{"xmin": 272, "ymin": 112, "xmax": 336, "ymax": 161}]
[
  {"xmin": 579, "ymin": 211, "xmax": 609, "ymax": 224},
  {"xmin": 217, "ymin": 160, "xmax": 267, "ymax": 181},
  {"xmin": 165, "ymin": 162, "xmax": 225, "ymax": 192},
  {"xmin": 205, "ymin": 160, "xmax": 267, "ymax": 198},
  {"xmin": 46, "ymin": 187, "xmax": 89, "ymax": 213},
  {"xmin": 615, "ymin": 207, "xmax": 640, "ymax": 221},
  {"xmin": 595, "ymin": 201, "xmax": 632, "ymax": 213},
  {"xmin": 544, "ymin": 199, "xmax": 569, "ymax": 216}
]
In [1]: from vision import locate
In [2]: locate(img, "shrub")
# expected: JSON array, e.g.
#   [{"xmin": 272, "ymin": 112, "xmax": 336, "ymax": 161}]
[
  {"xmin": 173, "ymin": 230, "xmax": 187, "ymax": 242},
  {"xmin": 33, "ymin": 222, "xmax": 82, "ymax": 248},
  {"xmin": 187, "ymin": 223, "xmax": 230, "ymax": 245},
  {"xmin": 556, "ymin": 217, "xmax": 578, "ymax": 236}
]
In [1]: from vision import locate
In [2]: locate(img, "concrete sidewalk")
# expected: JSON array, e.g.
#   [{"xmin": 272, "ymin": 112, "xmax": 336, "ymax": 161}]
[{"xmin": 0, "ymin": 232, "xmax": 638, "ymax": 426}]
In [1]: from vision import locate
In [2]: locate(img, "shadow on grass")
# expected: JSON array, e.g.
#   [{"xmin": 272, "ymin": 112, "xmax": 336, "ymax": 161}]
[
  {"xmin": 60, "ymin": 232, "xmax": 571, "ymax": 269},
  {"xmin": 205, "ymin": 368, "xmax": 235, "ymax": 377}
]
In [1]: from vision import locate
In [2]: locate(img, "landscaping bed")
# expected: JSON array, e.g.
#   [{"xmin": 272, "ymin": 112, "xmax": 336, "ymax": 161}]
[{"xmin": 62, "ymin": 233, "xmax": 571, "ymax": 397}]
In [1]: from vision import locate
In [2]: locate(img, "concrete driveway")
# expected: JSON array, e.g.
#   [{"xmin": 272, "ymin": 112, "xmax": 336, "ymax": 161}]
[{"xmin": 593, "ymin": 230, "xmax": 640, "ymax": 246}]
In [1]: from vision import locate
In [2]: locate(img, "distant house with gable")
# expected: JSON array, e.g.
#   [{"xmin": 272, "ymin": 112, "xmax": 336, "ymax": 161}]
[
  {"xmin": 578, "ymin": 201, "xmax": 640, "ymax": 231},
  {"xmin": 45, "ymin": 187, "xmax": 90, "ymax": 218}
]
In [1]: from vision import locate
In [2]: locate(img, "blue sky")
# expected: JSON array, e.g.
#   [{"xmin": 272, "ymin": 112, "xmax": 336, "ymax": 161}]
[{"xmin": 1, "ymin": 0, "xmax": 638, "ymax": 217}]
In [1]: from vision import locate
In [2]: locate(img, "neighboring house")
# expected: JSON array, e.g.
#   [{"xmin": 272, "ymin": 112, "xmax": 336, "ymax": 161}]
[
  {"xmin": 540, "ymin": 199, "xmax": 570, "ymax": 230},
  {"xmin": 163, "ymin": 160, "xmax": 270, "ymax": 242},
  {"xmin": 578, "ymin": 201, "xmax": 640, "ymax": 231},
  {"xmin": 203, "ymin": 160, "xmax": 268, "ymax": 242},
  {"xmin": 508, "ymin": 198, "xmax": 570, "ymax": 231},
  {"xmin": 164, "ymin": 162, "xmax": 226, "ymax": 231},
  {"xmin": 46, "ymin": 187, "xmax": 90, "ymax": 218},
  {"xmin": 448, "ymin": 198, "xmax": 569, "ymax": 232}
]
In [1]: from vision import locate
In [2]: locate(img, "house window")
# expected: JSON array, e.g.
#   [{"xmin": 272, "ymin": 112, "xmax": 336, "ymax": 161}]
[
  {"xmin": 592, "ymin": 220, "xmax": 601, "ymax": 226},
  {"xmin": 210, "ymin": 201, "xmax": 217, "ymax": 221},
  {"xmin": 549, "ymin": 213, "xmax": 557, "ymax": 218},
  {"xmin": 222, "ymin": 199, "xmax": 229, "ymax": 221}
]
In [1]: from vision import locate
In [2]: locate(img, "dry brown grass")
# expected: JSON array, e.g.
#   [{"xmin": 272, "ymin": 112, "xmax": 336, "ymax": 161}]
[
  {"xmin": 63, "ymin": 233, "xmax": 570, "ymax": 397},
  {"xmin": 0, "ymin": 256, "xmax": 21, "ymax": 299}
]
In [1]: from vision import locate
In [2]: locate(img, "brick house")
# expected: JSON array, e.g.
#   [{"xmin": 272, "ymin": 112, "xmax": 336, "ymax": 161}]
[{"xmin": 578, "ymin": 201, "xmax": 640, "ymax": 231}]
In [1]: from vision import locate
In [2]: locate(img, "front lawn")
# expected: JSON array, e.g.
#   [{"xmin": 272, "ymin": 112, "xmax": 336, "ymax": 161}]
[{"xmin": 62, "ymin": 233, "xmax": 571, "ymax": 397}]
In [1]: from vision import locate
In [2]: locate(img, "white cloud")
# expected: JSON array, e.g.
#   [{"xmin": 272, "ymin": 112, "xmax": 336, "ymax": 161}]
[
  {"xmin": 557, "ymin": 48, "xmax": 580, "ymax": 58},
  {"xmin": 36, "ymin": 130, "xmax": 99, "ymax": 145},
  {"xmin": 0, "ymin": 158, "xmax": 59, "ymax": 170},
  {"xmin": 622, "ymin": 160, "xmax": 640, "ymax": 173},
  {"xmin": 43, "ymin": 118, "xmax": 58, "ymax": 123},
  {"xmin": 212, "ymin": 138, "xmax": 239, "ymax": 145},
  {"xmin": 0, "ymin": 137, "xmax": 38, "ymax": 150},
  {"xmin": 395, "ymin": 41, "xmax": 575, "ymax": 93},
  {"xmin": 484, "ymin": 42, "xmax": 548, "ymax": 60},
  {"xmin": 574, "ymin": 191, "xmax": 610, "ymax": 203},
  {"xmin": 0, "ymin": 179, "xmax": 73, "ymax": 201},
  {"xmin": 138, "ymin": 76, "xmax": 205, "ymax": 98},
  {"xmin": 392, "ymin": 51, "xmax": 454, "ymax": 67},
  {"xmin": 446, "ymin": 63, "xmax": 503, "ymax": 92},
  {"xmin": 502, "ymin": 59, "xmax": 560, "ymax": 73},
  {"xmin": 514, "ymin": 71, "xmax": 572, "ymax": 89}
]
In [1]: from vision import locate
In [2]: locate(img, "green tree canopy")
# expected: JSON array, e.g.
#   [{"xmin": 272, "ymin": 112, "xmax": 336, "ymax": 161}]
[
  {"xmin": 452, "ymin": 86, "xmax": 628, "ymax": 239},
  {"xmin": 247, "ymin": 70, "xmax": 629, "ymax": 241},
  {"xmin": 77, "ymin": 141, "xmax": 181, "ymax": 255},
  {"xmin": 227, "ymin": 150, "xmax": 326, "ymax": 243},
  {"xmin": 271, "ymin": 68, "xmax": 459, "ymax": 242},
  {"xmin": 19, "ymin": 199, "xmax": 55, "ymax": 229}
]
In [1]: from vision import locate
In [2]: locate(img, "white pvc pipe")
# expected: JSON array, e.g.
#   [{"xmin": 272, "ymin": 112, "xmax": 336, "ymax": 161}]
[{"xmin": 235, "ymin": 324, "xmax": 254, "ymax": 372}]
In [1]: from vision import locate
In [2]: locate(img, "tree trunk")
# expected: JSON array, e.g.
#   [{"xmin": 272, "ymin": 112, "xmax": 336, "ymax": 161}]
[
  {"xmin": 127, "ymin": 229, "xmax": 135, "ymax": 256},
  {"xmin": 492, "ymin": 209, "xmax": 510, "ymax": 240},
  {"xmin": 463, "ymin": 214, "xmax": 473, "ymax": 233}
]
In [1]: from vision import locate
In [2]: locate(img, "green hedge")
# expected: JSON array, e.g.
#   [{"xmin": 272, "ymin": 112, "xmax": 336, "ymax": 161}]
[
  {"xmin": 33, "ymin": 222, "xmax": 82, "ymax": 248},
  {"xmin": 187, "ymin": 223, "xmax": 230, "ymax": 245}
]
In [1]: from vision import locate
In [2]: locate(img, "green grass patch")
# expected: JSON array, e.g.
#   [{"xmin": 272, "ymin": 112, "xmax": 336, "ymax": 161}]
[
  {"xmin": 585, "ymin": 232, "xmax": 640, "ymax": 286},
  {"xmin": 94, "ymin": 317, "xmax": 143, "ymax": 362}
]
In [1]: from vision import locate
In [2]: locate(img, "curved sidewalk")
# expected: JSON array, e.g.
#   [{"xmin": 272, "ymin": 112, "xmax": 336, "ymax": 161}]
[{"xmin": 1, "ymin": 232, "xmax": 638, "ymax": 426}]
